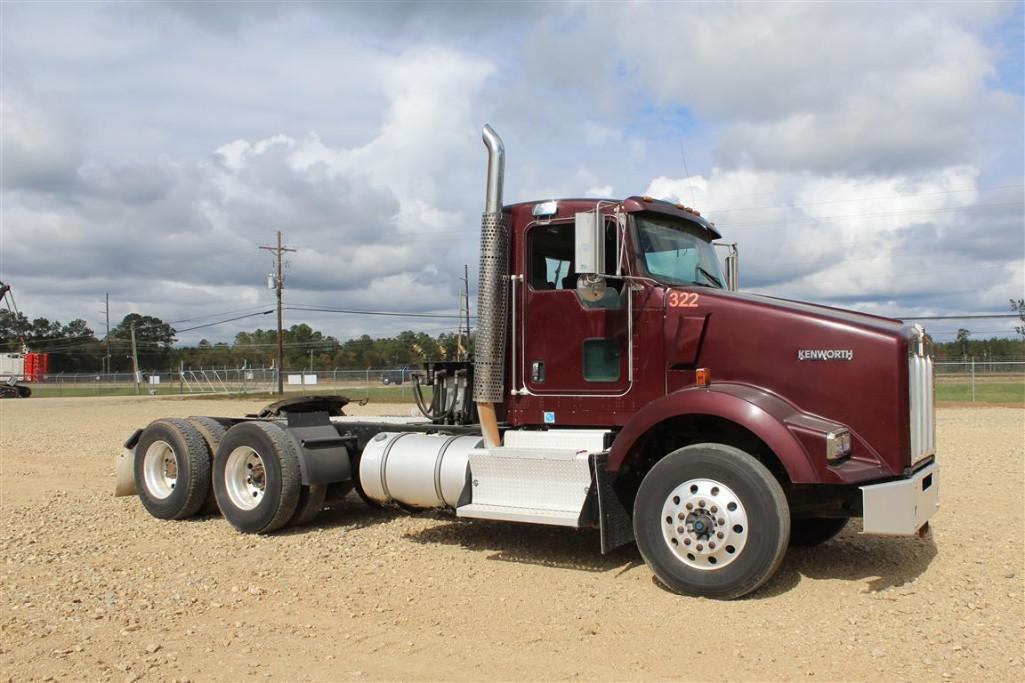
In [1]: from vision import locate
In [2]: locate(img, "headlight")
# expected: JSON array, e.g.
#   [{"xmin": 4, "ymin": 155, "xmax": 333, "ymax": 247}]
[{"xmin": 826, "ymin": 429, "xmax": 852, "ymax": 461}]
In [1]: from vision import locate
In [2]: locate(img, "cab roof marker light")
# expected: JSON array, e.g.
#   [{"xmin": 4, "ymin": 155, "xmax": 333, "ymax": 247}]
[{"xmin": 532, "ymin": 200, "xmax": 558, "ymax": 217}]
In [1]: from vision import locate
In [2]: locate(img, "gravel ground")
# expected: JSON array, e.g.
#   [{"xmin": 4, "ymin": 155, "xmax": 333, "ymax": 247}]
[{"xmin": 1, "ymin": 396, "xmax": 1022, "ymax": 682}]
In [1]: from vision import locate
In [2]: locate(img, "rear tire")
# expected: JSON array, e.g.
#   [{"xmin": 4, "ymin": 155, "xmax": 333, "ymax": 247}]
[
  {"xmin": 188, "ymin": 417, "xmax": 228, "ymax": 516},
  {"xmin": 134, "ymin": 418, "xmax": 211, "ymax": 520},
  {"xmin": 790, "ymin": 517, "xmax": 849, "ymax": 547},
  {"xmin": 214, "ymin": 421, "xmax": 301, "ymax": 534},
  {"xmin": 633, "ymin": 443, "xmax": 790, "ymax": 599}
]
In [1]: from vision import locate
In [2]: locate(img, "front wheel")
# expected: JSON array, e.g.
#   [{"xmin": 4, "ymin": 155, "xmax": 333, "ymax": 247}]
[{"xmin": 633, "ymin": 443, "xmax": 790, "ymax": 599}]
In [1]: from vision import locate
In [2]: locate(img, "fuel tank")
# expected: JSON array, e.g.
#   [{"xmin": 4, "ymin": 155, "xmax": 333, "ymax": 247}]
[{"xmin": 358, "ymin": 433, "xmax": 483, "ymax": 508}]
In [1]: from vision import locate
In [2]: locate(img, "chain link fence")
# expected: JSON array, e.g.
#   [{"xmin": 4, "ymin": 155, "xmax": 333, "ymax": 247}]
[
  {"xmin": 15, "ymin": 360, "xmax": 1025, "ymax": 403},
  {"xmin": 22, "ymin": 367, "xmax": 421, "ymax": 400},
  {"xmin": 934, "ymin": 360, "xmax": 1024, "ymax": 403}
]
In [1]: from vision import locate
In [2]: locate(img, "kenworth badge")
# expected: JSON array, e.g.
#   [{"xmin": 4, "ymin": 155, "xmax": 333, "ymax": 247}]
[{"xmin": 798, "ymin": 349, "xmax": 854, "ymax": 361}]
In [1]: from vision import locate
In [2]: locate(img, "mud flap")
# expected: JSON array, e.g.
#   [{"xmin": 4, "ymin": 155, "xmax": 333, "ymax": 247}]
[
  {"xmin": 592, "ymin": 452, "xmax": 634, "ymax": 553},
  {"xmin": 115, "ymin": 429, "xmax": 143, "ymax": 497}
]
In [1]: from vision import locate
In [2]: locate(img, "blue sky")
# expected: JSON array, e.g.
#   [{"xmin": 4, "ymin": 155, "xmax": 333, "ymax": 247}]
[{"xmin": 2, "ymin": 1, "xmax": 1023, "ymax": 344}]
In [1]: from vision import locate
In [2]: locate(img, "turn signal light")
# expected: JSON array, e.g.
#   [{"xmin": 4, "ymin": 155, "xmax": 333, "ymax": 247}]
[{"xmin": 696, "ymin": 368, "xmax": 711, "ymax": 386}]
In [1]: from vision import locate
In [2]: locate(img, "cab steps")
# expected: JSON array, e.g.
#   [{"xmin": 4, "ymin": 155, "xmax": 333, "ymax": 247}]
[{"xmin": 456, "ymin": 429, "xmax": 609, "ymax": 527}]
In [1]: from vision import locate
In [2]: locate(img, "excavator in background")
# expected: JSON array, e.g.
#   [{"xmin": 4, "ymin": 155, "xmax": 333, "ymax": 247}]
[{"xmin": 0, "ymin": 281, "xmax": 32, "ymax": 398}]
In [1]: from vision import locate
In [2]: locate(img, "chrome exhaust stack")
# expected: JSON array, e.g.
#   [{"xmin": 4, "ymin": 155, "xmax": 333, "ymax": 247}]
[{"xmin": 475, "ymin": 125, "xmax": 509, "ymax": 448}]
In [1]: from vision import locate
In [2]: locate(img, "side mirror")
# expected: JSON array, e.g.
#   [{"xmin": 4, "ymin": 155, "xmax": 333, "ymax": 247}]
[
  {"xmin": 714, "ymin": 242, "xmax": 739, "ymax": 291},
  {"xmin": 575, "ymin": 211, "xmax": 605, "ymax": 275},
  {"xmin": 723, "ymin": 244, "xmax": 739, "ymax": 291}
]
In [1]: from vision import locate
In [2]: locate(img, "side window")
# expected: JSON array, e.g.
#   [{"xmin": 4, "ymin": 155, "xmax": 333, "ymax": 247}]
[
  {"xmin": 529, "ymin": 224, "xmax": 574, "ymax": 290},
  {"xmin": 583, "ymin": 338, "xmax": 621, "ymax": 382},
  {"xmin": 528, "ymin": 220, "xmax": 620, "ymax": 291}
]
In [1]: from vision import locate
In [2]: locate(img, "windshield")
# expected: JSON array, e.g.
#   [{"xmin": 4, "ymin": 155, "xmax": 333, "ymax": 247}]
[{"xmin": 634, "ymin": 215, "xmax": 725, "ymax": 288}]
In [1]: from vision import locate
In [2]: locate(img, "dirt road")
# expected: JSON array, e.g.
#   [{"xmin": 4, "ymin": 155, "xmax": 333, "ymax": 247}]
[{"xmin": 2, "ymin": 396, "xmax": 1023, "ymax": 681}]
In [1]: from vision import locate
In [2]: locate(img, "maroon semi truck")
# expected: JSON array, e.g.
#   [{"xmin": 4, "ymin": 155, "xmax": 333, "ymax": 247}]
[{"xmin": 116, "ymin": 125, "xmax": 938, "ymax": 599}]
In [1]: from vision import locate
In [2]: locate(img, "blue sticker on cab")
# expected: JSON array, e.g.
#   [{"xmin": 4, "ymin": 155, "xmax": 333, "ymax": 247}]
[{"xmin": 543, "ymin": 411, "xmax": 555, "ymax": 424}]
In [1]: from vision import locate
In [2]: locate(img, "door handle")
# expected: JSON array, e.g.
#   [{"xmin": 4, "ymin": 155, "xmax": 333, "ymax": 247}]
[{"xmin": 531, "ymin": 361, "xmax": 545, "ymax": 383}]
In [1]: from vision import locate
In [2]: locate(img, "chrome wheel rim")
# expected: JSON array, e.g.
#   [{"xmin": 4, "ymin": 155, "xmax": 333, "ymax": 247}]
[
  {"xmin": 224, "ymin": 446, "xmax": 267, "ymax": 511},
  {"xmin": 661, "ymin": 478, "xmax": 749, "ymax": 571},
  {"xmin": 143, "ymin": 440, "xmax": 177, "ymax": 499}
]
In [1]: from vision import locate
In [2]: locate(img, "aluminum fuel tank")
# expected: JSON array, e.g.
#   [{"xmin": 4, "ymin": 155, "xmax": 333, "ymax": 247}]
[{"xmin": 358, "ymin": 432, "xmax": 482, "ymax": 509}]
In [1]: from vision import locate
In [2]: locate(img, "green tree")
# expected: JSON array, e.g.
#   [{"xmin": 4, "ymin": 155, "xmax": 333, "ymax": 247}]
[
  {"xmin": 112, "ymin": 314, "xmax": 176, "ymax": 372},
  {"xmin": 955, "ymin": 328, "xmax": 971, "ymax": 358},
  {"xmin": 1012, "ymin": 298, "xmax": 1025, "ymax": 339}
]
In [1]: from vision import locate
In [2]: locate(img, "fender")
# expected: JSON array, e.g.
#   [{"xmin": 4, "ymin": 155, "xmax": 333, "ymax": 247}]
[
  {"xmin": 607, "ymin": 383, "xmax": 820, "ymax": 483},
  {"xmin": 282, "ymin": 412, "xmax": 353, "ymax": 487}
]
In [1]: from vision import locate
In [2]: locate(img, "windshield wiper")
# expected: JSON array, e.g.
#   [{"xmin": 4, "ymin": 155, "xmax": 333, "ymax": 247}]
[{"xmin": 695, "ymin": 266, "xmax": 724, "ymax": 289}]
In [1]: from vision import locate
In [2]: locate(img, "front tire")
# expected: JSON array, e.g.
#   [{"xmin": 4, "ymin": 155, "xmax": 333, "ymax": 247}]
[
  {"xmin": 214, "ymin": 421, "xmax": 301, "ymax": 534},
  {"xmin": 134, "ymin": 418, "xmax": 211, "ymax": 520},
  {"xmin": 633, "ymin": 443, "xmax": 790, "ymax": 599}
]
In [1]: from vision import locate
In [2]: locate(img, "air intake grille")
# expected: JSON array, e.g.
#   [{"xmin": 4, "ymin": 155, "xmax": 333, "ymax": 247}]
[{"xmin": 908, "ymin": 343, "xmax": 936, "ymax": 464}]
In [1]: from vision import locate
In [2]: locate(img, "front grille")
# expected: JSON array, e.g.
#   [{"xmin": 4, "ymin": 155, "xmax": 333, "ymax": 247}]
[{"xmin": 908, "ymin": 330, "xmax": 936, "ymax": 464}]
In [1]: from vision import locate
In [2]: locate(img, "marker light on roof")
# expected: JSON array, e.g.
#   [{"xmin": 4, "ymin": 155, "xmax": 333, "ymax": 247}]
[{"xmin": 532, "ymin": 200, "xmax": 558, "ymax": 217}]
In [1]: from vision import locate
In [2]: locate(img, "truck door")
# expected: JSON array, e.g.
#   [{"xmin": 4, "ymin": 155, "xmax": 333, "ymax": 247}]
[{"xmin": 518, "ymin": 218, "xmax": 630, "ymax": 395}]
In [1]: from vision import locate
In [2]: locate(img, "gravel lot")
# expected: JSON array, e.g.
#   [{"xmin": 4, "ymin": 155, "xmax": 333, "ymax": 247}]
[{"xmin": 1, "ymin": 396, "xmax": 1022, "ymax": 682}]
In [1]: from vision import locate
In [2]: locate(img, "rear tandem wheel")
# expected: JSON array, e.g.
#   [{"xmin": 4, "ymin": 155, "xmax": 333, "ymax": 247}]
[
  {"xmin": 133, "ymin": 418, "xmax": 212, "ymax": 520},
  {"xmin": 213, "ymin": 421, "xmax": 301, "ymax": 534}
]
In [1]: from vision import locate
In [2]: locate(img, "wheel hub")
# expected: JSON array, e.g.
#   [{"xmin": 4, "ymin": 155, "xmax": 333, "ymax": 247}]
[
  {"xmin": 660, "ymin": 478, "xmax": 749, "ymax": 571},
  {"xmin": 142, "ymin": 440, "xmax": 177, "ymax": 499},
  {"xmin": 687, "ymin": 510, "xmax": 714, "ymax": 539},
  {"xmin": 225, "ymin": 447, "xmax": 267, "ymax": 511}
]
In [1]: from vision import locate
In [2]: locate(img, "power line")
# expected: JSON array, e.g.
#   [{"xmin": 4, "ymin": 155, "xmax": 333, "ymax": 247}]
[
  {"xmin": 286, "ymin": 305, "xmax": 473, "ymax": 320},
  {"xmin": 175, "ymin": 310, "xmax": 274, "ymax": 333},
  {"xmin": 898, "ymin": 314, "xmax": 1019, "ymax": 321}
]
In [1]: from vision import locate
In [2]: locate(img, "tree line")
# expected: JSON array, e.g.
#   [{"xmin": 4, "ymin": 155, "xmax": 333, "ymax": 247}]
[
  {"xmin": 0, "ymin": 309, "xmax": 472, "ymax": 373},
  {"xmin": 1, "ymin": 301, "xmax": 1023, "ymax": 374}
]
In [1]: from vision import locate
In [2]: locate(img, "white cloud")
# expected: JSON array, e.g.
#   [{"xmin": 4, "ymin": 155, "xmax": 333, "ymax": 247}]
[
  {"xmin": 645, "ymin": 164, "xmax": 1022, "ymax": 318},
  {"xmin": 1, "ymin": 1, "xmax": 1021, "ymax": 346},
  {"xmin": 2, "ymin": 47, "xmax": 495, "ymax": 343}
]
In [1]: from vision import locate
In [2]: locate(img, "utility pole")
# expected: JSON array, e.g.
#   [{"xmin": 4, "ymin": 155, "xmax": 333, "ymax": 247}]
[
  {"xmin": 462, "ymin": 264, "xmax": 471, "ymax": 361},
  {"xmin": 259, "ymin": 230, "xmax": 296, "ymax": 395},
  {"xmin": 130, "ymin": 322, "xmax": 141, "ymax": 395},
  {"xmin": 104, "ymin": 292, "xmax": 111, "ymax": 375}
]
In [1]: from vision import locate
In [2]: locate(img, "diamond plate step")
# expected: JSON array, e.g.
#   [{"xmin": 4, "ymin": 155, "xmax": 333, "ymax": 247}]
[
  {"xmin": 459, "ymin": 446, "xmax": 594, "ymax": 527},
  {"xmin": 456, "ymin": 503, "xmax": 580, "ymax": 527}
]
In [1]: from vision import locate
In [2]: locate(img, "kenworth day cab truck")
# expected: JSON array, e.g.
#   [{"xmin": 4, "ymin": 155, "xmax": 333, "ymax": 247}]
[{"xmin": 116, "ymin": 125, "xmax": 939, "ymax": 599}]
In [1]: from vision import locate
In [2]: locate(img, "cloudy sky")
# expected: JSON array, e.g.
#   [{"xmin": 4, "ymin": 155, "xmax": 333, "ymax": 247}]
[{"xmin": 2, "ymin": 1, "xmax": 1023, "ymax": 345}]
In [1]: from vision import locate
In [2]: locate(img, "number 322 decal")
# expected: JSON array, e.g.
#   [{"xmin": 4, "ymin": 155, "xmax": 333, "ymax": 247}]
[{"xmin": 668, "ymin": 291, "xmax": 700, "ymax": 308}]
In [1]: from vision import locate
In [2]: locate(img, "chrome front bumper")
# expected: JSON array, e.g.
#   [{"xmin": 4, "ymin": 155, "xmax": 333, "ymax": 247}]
[{"xmin": 860, "ymin": 462, "xmax": 939, "ymax": 535}]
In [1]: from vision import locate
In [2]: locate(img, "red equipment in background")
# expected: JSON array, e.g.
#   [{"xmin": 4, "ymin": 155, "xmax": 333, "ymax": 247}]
[{"xmin": 23, "ymin": 352, "xmax": 48, "ymax": 382}]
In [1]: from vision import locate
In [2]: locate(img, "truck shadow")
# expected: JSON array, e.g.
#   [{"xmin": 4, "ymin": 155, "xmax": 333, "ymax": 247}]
[
  {"xmin": 752, "ymin": 521, "xmax": 939, "ymax": 599},
  {"xmin": 404, "ymin": 520, "xmax": 644, "ymax": 574},
  {"xmin": 308, "ymin": 498, "xmax": 937, "ymax": 596}
]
